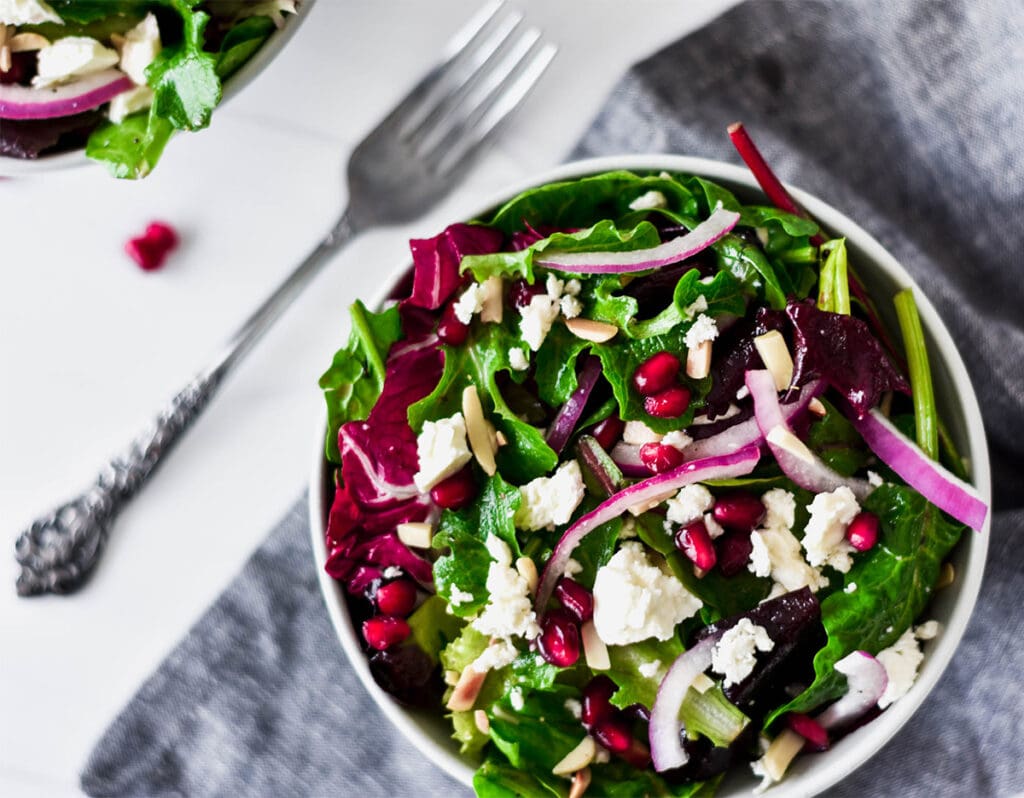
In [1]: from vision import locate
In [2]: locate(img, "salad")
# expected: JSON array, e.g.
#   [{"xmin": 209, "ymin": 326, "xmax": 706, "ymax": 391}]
[
  {"xmin": 319, "ymin": 132, "xmax": 987, "ymax": 796},
  {"xmin": 0, "ymin": 0, "xmax": 300, "ymax": 176}
]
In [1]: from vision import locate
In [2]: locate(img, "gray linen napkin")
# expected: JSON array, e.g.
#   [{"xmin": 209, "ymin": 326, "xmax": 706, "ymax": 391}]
[{"xmin": 82, "ymin": 1, "xmax": 1024, "ymax": 796}]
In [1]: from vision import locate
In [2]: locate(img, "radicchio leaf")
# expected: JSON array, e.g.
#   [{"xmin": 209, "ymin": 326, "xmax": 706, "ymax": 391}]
[
  {"xmin": 406, "ymin": 223, "xmax": 503, "ymax": 310},
  {"xmin": 787, "ymin": 300, "xmax": 909, "ymax": 417}
]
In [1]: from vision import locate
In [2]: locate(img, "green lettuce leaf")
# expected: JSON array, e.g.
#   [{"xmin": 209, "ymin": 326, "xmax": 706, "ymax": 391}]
[
  {"xmin": 149, "ymin": 1, "xmax": 221, "ymax": 131},
  {"xmin": 407, "ymin": 595, "xmax": 465, "ymax": 664},
  {"xmin": 607, "ymin": 636, "xmax": 684, "ymax": 710}
]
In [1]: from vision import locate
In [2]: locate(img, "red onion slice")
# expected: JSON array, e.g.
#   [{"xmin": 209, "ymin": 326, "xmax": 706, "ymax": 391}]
[
  {"xmin": 816, "ymin": 650, "xmax": 888, "ymax": 730},
  {"xmin": 0, "ymin": 69, "xmax": 133, "ymax": 120},
  {"xmin": 848, "ymin": 408, "xmax": 987, "ymax": 530},
  {"xmin": 535, "ymin": 445, "xmax": 761, "ymax": 613},
  {"xmin": 649, "ymin": 635, "xmax": 719, "ymax": 771},
  {"xmin": 546, "ymin": 355, "xmax": 602, "ymax": 455},
  {"xmin": 535, "ymin": 207, "xmax": 740, "ymax": 274},
  {"xmin": 610, "ymin": 442, "xmax": 652, "ymax": 478},
  {"xmin": 747, "ymin": 370, "xmax": 871, "ymax": 500}
]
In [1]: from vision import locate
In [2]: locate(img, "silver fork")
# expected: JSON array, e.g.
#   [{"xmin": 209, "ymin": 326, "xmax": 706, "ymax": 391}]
[{"xmin": 14, "ymin": 1, "xmax": 556, "ymax": 597}]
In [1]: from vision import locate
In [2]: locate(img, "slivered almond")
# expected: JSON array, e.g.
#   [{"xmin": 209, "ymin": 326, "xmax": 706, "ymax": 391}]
[
  {"xmin": 936, "ymin": 562, "xmax": 955, "ymax": 589},
  {"xmin": 766, "ymin": 425, "xmax": 815, "ymax": 464},
  {"xmin": 0, "ymin": 46, "xmax": 9, "ymax": 73},
  {"xmin": 565, "ymin": 318, "xmax": 618, "ymax": 343},
  {"xmin": 808, "ymin": 397, "xmax": 827, "ymax": 416},
  {"xmin": 9, "ymin": 32, "xmax": 50, "ymax": 52},
  {"xmin": 444, "ymin": 669, "xmax": 460, "ymax": 686},
  {"xmin": 479, "ymin": 275, "xmax": 504, "ymax": 323},
  {"xmin": 396, "ymin": 522, "xmax": 433, "ymax": 549},
  {"xmin": 495, "ymin": 430, "xmax": 508, "ymax": 447},
  {"xmin": 758, "ymin": 729, "xmax": 804, "ymax": 782},
  {"xmin": 753, "ymin": 330, "xmax": 794, "ymax": 390},
  {"xmin": 686, "ymin": 339, "xmax": 713, "ymax": 379},
  {"xmin": 474, "ymin": 709, "xmax": 490, "ymax": 734},
  {"xmin": 581, "ymin": 621, "xmax": 610, "ymax": 671},
  {"xmin": 691, "ymin": 673, "xmax": 716, "ymax": 694},
  {"xmin": 516, "ymin": 556, "xmax": 538, "ymax": 594},
  {"xmin": 568, "ymin": 767, "xmax": 592, "ymax": 798},
  {"xmin": 462, "ymin": 385, "xmax": 497, "ymax": 476},
  {"xmin": 552, "ymin": 736, "xmax": 597, "ymax": 776},
  {"xmin": 446, "ymin": 666, "xmax": 487, "ymax": 711}
]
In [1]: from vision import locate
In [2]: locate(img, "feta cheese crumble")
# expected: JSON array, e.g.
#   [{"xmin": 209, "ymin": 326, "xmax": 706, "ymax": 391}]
[
  {"xmin": 683, "ymin": 294, "xmax": 709, "ymax": 320},
  {"xmin": 666, "ymin": 484, "xmax": 714, "ymax": 526},
  {"xmin": 802, "ymin": 486, "xmax": 860, "ymax": 572},
  {"xmin": 592, "ymin": 542, "xmax": 702, "ymax": 645},
  {"xmin": 413, "ymin": 412, "xmax": 473, "ymax": 492},
  {"xmin": 711, "ymin": 618, "xmax": 775, "ymax": 687},
  {"xmin": 628, "ymin": 190, "xmax": 668, "ymax": 210},
  {"xmin": 508, "ymin": 347, "xmax": 529, "ymax": 371},
  {"xmin": 514, "ymin": 460, "xmax": 586, "ymax": 531},
  {"xmin": 0, "ymin": 0, "xmax": 62, "ymax": 26},
  {"xmin": 33, "ymin": 36, "xmax": 119, "ymax": 87},
  {"xmin": 876, "ymin": 628, "xmax": 925, "ymax": 709},
  {"xmin": 519, "ymin": 293, "xmax": 560, "ymax": 351},
  {"xmin": 638, "ymin": 659, "xmax": 663, "ymax": 680},
  {"xmin": 509, "ymin": 686, "xmax": 525, "ymax": 711},
  {"xmin": 119, "ymin": 13, "xmax": 161, "ymax": 85},
  {"xmin": 453, "ymin": 283, "xmax": 485, "ymax": 324},
  {"xmin": 684, "ymin": 313, "xmax": 719, "ymax": 350},
  {"xmin": 564, "ymin": 698, "xmax": 582, "ymax": 719},
  {"xmin": 560, "ymin": 295, "xmax": 583, "ymax": 319},
  {"xmin": 748, "ymin": 489, "xmax": 829, "ymax": 594},
  {"xmin": 472, "ymin": 535, "xmax": 540, "ymax": 641},
  {"xmin": 471, "ymin": 639, "xmax": 518, "ymax": 673},
  {"xmin": 563, "ymin": 558, "xmax": 583, "ymax": 579},
  {"xmin": 622, "ymin": 420, "xmax": 662, "ymax": 445},
  {"xmin": 449, "ymin": 586, "xmax": 475, "ymax": 606},
  {"xmin": 661, "ymin": 429, "xmax": 693, "ymax": 451}
]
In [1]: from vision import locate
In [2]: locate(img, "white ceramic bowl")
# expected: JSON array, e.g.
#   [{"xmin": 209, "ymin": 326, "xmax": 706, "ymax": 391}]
[
  {"xmin": 0, "ymin": 0, "xmax": 313, "ymax": 176},
  {"xmin": 309, "ymin": 154, "xmax": 991, "ymax": 796}
]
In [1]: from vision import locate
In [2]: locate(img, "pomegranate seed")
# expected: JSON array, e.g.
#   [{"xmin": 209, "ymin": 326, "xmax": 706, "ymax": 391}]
[
  {"xmin": 554, "ymin": 578, "xmax": 594, "ymax": 623},
  {"xmin": 581, "ymin": 675, "xmax": 617, "ymax": 727},
  {"xmin": 644, "ymin": 385, "xmax": 691, "ymax": 418},
  {"xmin": 716, "ymin": 529, "xmax": 754, "ymax": 576},
  {"xmin": 537, "ymin": 609, "xmax": 581, "ymax": 668},
  {"xmin": 632, "ymin": 351, "xmax": 681, "ymax": 396},
  {"xmin": 430, "ymin": 466, "xmax": 477, "ymax": 509},
  {"xmin": 787, "ymin": 712, "xmax": 830, "ymax": 751},
  {"xmin": 639, "ymin": 442, "xmax": 685, "ymax": 473},
  {"xmin": 508, "ymin": 278, "xmax": 545, "ymax": 310},
  {"xmin": 620, "ymin": 738, "xmax": 653, "ymax": 770},
  {"xmin": 144, "ymin": 221, "xmax": 179, "ymax": 251},
  {"xmin": 437, "ymin": 301, "xmax": 469, "ymax": 345},
  {"xmin": 362, "ymin": 615, "xmax": 411, "ymax": 651},
  {"xmin": 711, "ymin": 491, "xmax": 766, "ymax": 531},
  {"xmin": 0, "ymin": 52, "xmax": 33, "ymax": 85},
  {"xmin": 622, "ymin": 703, "xmax": 651, "ymax": 723},
  {"xmin": 375, "ymin": 579, "xmax": 418, "ymax": 616},
  {"xmin": 675, "ymin": 520, "xmax": 717, "ymax": 571},
  {"xmin": 590, "ymin": 415, "xmax": 625, "ymax": 451},
  {"xmin": 847, "ymin": 511, "xmax": 879, "ymax": 551},
  {"xmin": 124, "ymin": 237, "xmax": 166, "ymax": 271},
  {"xmin": 592, "ymin": 717, "xmax": 633, "ymax": 753}
]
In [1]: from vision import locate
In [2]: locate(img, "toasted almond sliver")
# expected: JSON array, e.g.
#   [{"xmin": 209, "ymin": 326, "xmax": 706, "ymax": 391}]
[
  {"xmin": 462, "ymin": 385, "xmax": 497, "ymax": 476},
  {"xmin": 686, "ymin": 339, "xmax": 713, "ymax": 379},
  {"xmin": 446, "ymin": 666, "xmax": 487, "ymax": 711},
  {"xmin": 0, "ymin": 46, "xmax": 10, "ymax": 73},
  {"xmin": 808, "ymin": 397, "xmax": 827, "ymax": 417},
  {"xmin": 552, "ymin": 736, "xmax": 597, "ymax": 776},
  {"xmin": 753, "ymin": 330, "xmax": 794, "ymax": 391},
  {"xmin": 759, "ymin": 729, "xmax": 804, "ymax": 782},
  {"xmin": 565, "ymin": 318, "xmax": 618, "ymax": 343},
  {"xmin": 396, "ymin": 522, "xmax": 433, "ymax": 549},
  {"xmin": 474, "ymin": 709, "xmax": 490, "ymax": 735},
  {"xmin": 494, "ymin": 430, "xmax": 508, "ymax": 447},
  {"xmin": 479, "ymin": 275, "xmax": 504, "ymax": 323},
  {"xmin": 936, "ymin": 561, "xmax": 956, "ymax": 589},
  {"xmin": 8, "ymin": 32, "xmax": 50, "ymax": 52},
  {"xmin": 515, "ymin": 556, "xmax": 538, "ymax": 594},
  {"xmin": 568, "ymin": 767, "xmax": 592, "ymax": 798},
  {"xmin": 691, "ymin": 672, "xmax": 716, "ymax": 694},
  {"xmin": 766, "ymin": 425, "xmax": 815, "ymax": 464},
  {"xmin": 581, "ymin": 621, "xmax": 610, "ymax": 671}
]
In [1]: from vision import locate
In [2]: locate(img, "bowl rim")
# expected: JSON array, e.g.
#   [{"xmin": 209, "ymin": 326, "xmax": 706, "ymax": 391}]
[
  {"xmin": 0, "ymin": 0, "xmax": 315, "ymax": 177},
  {"xmin": 308, "ymin": 153, "xmax": 991, "ymax": 796}
]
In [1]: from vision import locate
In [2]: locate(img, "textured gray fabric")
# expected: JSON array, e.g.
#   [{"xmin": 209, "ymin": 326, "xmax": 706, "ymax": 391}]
[{"xmin": 83, "ymin": 1, "xmax": 1023, "ymax": 796}]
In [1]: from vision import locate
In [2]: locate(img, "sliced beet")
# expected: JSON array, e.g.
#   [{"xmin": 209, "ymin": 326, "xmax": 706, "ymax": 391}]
[
  {"xmin": 703, "ymin": 307, "xmax": 787, "ymax": 419},
  {"xmin": 694, "ymin": 587, "xmax": 825, "ymax": 721},
  {"xmin": 0, "ymin": 109, "xmax": 103, "ymax": 159},
  {"xmin": 662, "ymin": 723, "xmax": 759, "ymax": 783},
  {"xmin": 368, "ymin": 642, "xmax": 443, "ymax": 708}
]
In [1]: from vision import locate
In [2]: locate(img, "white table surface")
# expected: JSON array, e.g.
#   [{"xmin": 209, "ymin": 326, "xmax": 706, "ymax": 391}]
[{"xmin": 0, "ymin": 2, "xmax": 739, "ymax": 795}]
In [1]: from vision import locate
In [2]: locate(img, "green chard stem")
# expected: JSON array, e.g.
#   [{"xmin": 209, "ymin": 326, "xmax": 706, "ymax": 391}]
[
  {"xmin": 894, "ymin": 288, "xmax": 938, "ymax": 460},
  {"xmin": 349, "ymin": 300, "xmax": 389, "ymax": 386},
  {"xmin": 817, "ymin": 238, "xmax": 851, "ymax": 314}
]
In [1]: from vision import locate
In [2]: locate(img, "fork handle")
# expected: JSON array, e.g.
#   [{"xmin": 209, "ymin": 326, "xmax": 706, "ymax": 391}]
[{"xmin": 14, "ymin": 208, "xmax": 362, "ymax": 597}]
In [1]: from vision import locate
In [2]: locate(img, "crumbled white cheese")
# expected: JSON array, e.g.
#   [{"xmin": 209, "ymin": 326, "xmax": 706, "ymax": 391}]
[
  {"xmin": 711, "ymin": 618, "xmax": 775, "ymax": 687},
  {"xmin": 622, "ymin": 420, "xmax": 663, "ymax": 445},
  {"xmin": 564, "ymin": 279, "xmax": 582, "ymax": 296},
  {"xmin": 876, "ymin": 628, "xmax": 925, "ymax": 709},
  {"xmin": 449, "ymin": 586, "xmax": 475, "ymax": 606},
  {"xmin": 802, "ymin": 486, "xmax": 860, "ymax": 572},
  {"xmin": 107, "ymin": 85, "xmax": 154, "ymax": 123},
  {"xmin": 628, "ymin": 190, "xmax": 668, "ymax": 211},
  {"xmin": 619, "ymin": 517, "xmax": 637, "ymax": 539},
  {"xmin": 915, "ymin": 620, "xmax": 941, "ymax": 640},
  {"xmin": 453, "ymin": 283, "xmax": 485, "ymax": 324},
  {"xmin": 546, "ymin": 273, "xmax": 564, "ymax": 298},
  {"xmin": 638, "ymin": 659, "xmax": 663, "ymax": 680},
  {"xmin": 594, "ymin": 745, "xmax": 611, "ymax": 764},
  {"xmin": 514, "ymin": 460, "xmax": 586, "ymax": 531},
  {"xmin": 519, "ymin": 293, "xmax": 560, "ymax": 351},
  {"xmin": 33, "ymin": 36, "xmax": 119, "ymax": 87},
  {"xmin": 0, "ymin": 0, "xmax": 61, "ymax": 26},
  {"xmin": 564, "ymin": 698, "xmax": 582, "ymax": 719},
  {"xmin": 509, "ymin": 686, "xmax": 525, "ymax": 711},
  {"xmin": 413, "ymin": 412, "xmax": 473, "ymax": 492},
  {"xmin": 472, "ymin": 535, "xmax": 541, "ymax": 641},
  {"xmin": 683, "ymin": 295, "xmax": 709, "ymax": 320},
  {"xmin": 748, "ymin": 489, "xmax": 829, "ymax": 593},
  {"xmin": 560, "ymin": 295, "xmax": 583, "ymax": 319},
  {"xmin": 382, "ymin": 566, "xmax": 402, "ymax": 580},
  {"xmin": 867, "ymin": 470, "xmax": 884, "ymax": 487},
  {"xmin": 844, "ymin": 582, "xmax": 858, "ymax": 594},
  {"xmin": 684, "ymin": 313, "xmax": 719, "ymax": 350},
  {"xmin": 508, "ymin": 347, "xmax": 529, "ymax": 371},
  {"xmin": 119, "ymin": 12, "xmax": 161, "ymax": 85},
  {"xmin": 471, "ymin": 639, "xmax": 518, "ymax": 673},
  {"xmin": 661, "ymin": 429, "xmax": 692, "ymax": 451},
  {"xmin": 563, "ymin": 558, "xmax": 583, "ymax": 579},
  {"xmin": 592, "ymin": 542, "xmax": 702, "ymax": 645},
  {"xmin": 666, "ymin": 484, "xmax": 715, "ymax": 526}
]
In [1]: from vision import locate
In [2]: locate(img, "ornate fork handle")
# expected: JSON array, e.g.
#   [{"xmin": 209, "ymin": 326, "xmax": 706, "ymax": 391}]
[{"xmin": 15, "ymin": 211, "xmax": 360, "ymax": 597}]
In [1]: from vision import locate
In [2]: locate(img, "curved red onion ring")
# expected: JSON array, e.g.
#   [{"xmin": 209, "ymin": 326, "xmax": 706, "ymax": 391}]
[
  {"xmin": 546, "ymin": 355, "xmax": 602, "ymax": 455},
  {"xmin": 649, "ymin": 635, "xmax": 719, "ymax": 771},
  {"xmin": 0, "ymin": 69, "xmax": 133, "ymax": 120}
]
